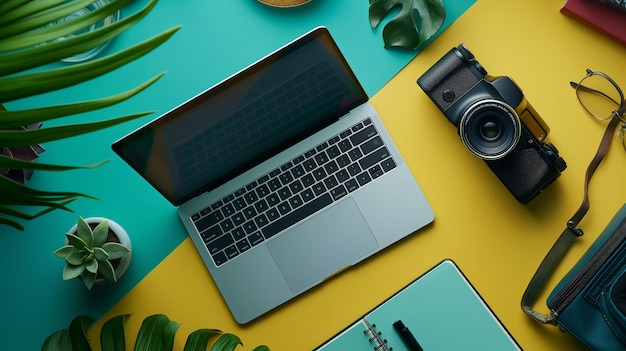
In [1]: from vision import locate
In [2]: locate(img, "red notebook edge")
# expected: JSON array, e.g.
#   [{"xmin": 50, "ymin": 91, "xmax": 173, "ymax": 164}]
[{"xmin": 561, "ymin": 0, "xmax": 626, "ymax": 47}]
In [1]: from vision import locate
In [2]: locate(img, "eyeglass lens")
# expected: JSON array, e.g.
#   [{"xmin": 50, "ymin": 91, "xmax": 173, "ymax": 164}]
[{"xmin": 575, "ymin": 74, "xmax": 622, "ymax": 121}]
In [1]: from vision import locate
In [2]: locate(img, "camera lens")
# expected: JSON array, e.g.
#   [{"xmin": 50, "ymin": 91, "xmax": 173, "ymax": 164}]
[
  {"xmin": 459, "ymin": 99, "xmax": 521, "ymax": 160},
  {"xmin": 479, "ymin": 120, "xmax": 501, "ymax": 140}
]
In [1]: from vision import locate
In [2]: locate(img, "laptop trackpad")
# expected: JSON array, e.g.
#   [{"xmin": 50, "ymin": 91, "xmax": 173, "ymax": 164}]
[{"xmin": 267, "ymin": 198, "xmax": 379, "ymax": 293}]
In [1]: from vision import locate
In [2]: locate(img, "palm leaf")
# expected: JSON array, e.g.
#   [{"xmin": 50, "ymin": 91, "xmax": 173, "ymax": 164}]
[
  {"xmin": 0, "ymin": 0, "xmax": 145, "ymax": 73},
  {"xmin": 101, "ymin": 314, "xmax": 130, "ymax": 351},
  {"xmin": 183, "ymin": 329, "xmax": 221, "ymax": 351},
  {"xmin": 0, "ymin": 112, "xmax": 153, "ymax": 148},
  {"xmin": 0, "ymin": 153, "xmax": 107, "ymax": 171},
  {"xmin": 0, "ymin": 74, "xmax": 163, "ymax": 129},
  {"xmin": 0, "ymin": 0, "xmax": 126, "ymax": 40},
  {"xmin": 68, "ymin": 315, "xmax": 94, "ymax": 351},
  {"xmin": 0, "ymin": 26, "xmax": 180, "ymax": 102},
  {"xmin": 210, "ymin": 334, "xmax": 242, "ymax": 351},
  {"xmin": 41, "ymin": 329, "xmax": 72, "ymax": 351}
]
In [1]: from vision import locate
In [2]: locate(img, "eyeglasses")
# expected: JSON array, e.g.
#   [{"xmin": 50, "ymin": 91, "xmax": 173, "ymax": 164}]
[{"xmin": 571, "ymin": 69, "xmax": 626, "ymax": 150}]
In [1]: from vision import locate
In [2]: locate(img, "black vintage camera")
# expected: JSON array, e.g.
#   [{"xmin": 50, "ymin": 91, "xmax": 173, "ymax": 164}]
[{"xmin": 417, "ymin": 44, "xmax": 567, "ymax": 204}]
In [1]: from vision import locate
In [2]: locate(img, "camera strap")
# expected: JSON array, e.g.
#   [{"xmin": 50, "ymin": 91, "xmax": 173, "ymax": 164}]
[{"xmin": 521, "ymin": 116, "xmax": 620, "ymax": 324}]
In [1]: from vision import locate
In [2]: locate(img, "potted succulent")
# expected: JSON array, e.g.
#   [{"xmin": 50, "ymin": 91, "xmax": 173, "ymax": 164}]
[
  {"xmin": 42, "ymin": 314, "xmax": 271, "ymax": 351},
  {"xmin": 54, "ymin": 216, "xmax": 132, "ymax": 290}
]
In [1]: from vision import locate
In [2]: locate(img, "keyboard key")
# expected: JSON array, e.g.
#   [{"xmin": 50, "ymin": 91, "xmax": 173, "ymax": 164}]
[
  {"xmin": 268, "ymin": 178, "xmax": 282, "ymax": 191},
  {"xmin": 314, "ymin": 152, "xmax": 329, "ymax": 165},
  {"xmin": 232, "ymin": 227, "xmax": 246, "ymax": 241},
  {"xmin": 236, "ymin": 239, "xmax": 251, "ymax": 253},
  {"xmin": 267, "ymin": 208, "xmax": 280, "ymax": 221},
  {"xmin": 324, "ymin": 160, "xmax": 339, "ymax": 174},
  {"xmin": 345, "ymin": 179, "xmax": 359, "ymax": 192},
  {"xmin": 232, "ymin": 212, "xmax": 246, "ymax": 226},
  {"xmin": 220, "ymin": 218, "xmax": 234, "ymax": 232},
  {"xmin": 254, "ymin": 198, "xmax": 269, "ymax": 213},
  {"xmin": 336, "ymin": 154, "xmax": 351, "ymax": 168},
  {"xmin": 316, "ymin": 141, "xmax": 329, "ymax": 151},
  {"xmin": 279, "ymin": 172, "xmax": 294, "ymax": 185},
  {"xmin": 291, "ymin": 164, "xmax": 306, "ymax": 178},
  {"xmin": 233, "ymin": 197, "xmax": 247, "ymax": 210},
  {"xmin": 359, "ymin": 146, "xmax": 391, "ymax": 170},
  {"xmin": 312, "ymin": 182, "xmax": 327, "ymax": 196},
  {"xmin": 254, "ymin": 213, "xmax": 269, "ymax": 228},
  {"xmin": 338, "ymin": 139, "xmax": 352, "ymax": 152},
  {"xmin": 249, "ymin": 232, "xmax": 264, "ymax": 246},
  {"xmin": 327, "ymin": 145, "xmax": 341, "ymax": 159},
  {"xmin": 350, "ymin": 125, "xmax": 377, "ymax": 146},
  {"xmin": 369, "ymin": 165, "xmax": 384, "ymax": 179},
  {"xmin": 289, "ymin": 194, "xmax": 303, "ymax": 209},
  {"xmin": 356, "ymin": 171, "xmax": 372, "ymax": 186},
  {"xmin": 278, "ymin": 186, "xmax": 292, "ymax": 201},
  {"xmin": 361, "ymin": 136, "xmax": 383, "ymax": 155},
  {"xmin": 194, "ymin": 211, "xmax": 223, "ymax": 232},
  {"xmin": 312, "ymin": 167, "xmax": 327, "ymax": 181},
  {"xmin": 348, "ymin": 148, "xmax": 363, "ymax": 162},
  {"xmin": 244, "ymin": 191, "xmax": 258, "ymax": 204},
  {"xmin": 243, "ymin": 220, "xmax": 257, "ymax": 234},
  {"xmin": 212, "ymin": 252, "xmax": 227, "ymax": 266},
  {"xmin": 330, "ymin": 185, "xmax": 348, "ymax": 200},
  {"xmin": 207, "ymin": 233, "xmax": 234, "ymax": 254},
  {"xmin": 324, "ymin": 174, "xmax": 339, "ymax": 189},
  {"xmin": 243, "ymin": 206, "xmax": 257, "ymax": 220},
  {"xmin": 346, "ymin": 163, "xmax": 361, "ymax": 176},
  {"xmin": 201, "ymin": 225, "xmax": 222, "ymax": 243},
  {"xmin": 262, "ymin": 193, "xmax": 333, "ymax": 239},
  {"xmin": 303, "ymin": 159, "xmax": 317, "ymax": 171},
  {"xmin": 267, "ymin": 193, "xmax": 280, "ymax": 207},
  {"xmin": 301, "ymin": 174, "xmax": 315, "ymax": 187},
  {"xmin": 381, "ymin": 157, "xmax": 397, "ymax": 172},
  {"xmin": 222, "ymin": 203, "xmax": 236, "ymax": 217},
  {"xmin": 225, "ymin": 245, "xmax": 239, "ymax": 259},
  {"xmin": 256, "ymin": 184, "xmax": 270, "ymax": 198},
  {"xmin": 287, "ymin": 179, "xmax": 302, "ymax": 193},
  {"xmin": 277, "ymin": 202, "xmax": 291, "ymax": 215},
  {"xmin": 301, "ymin": 189, "xmax": 314, "ymax": 202}
]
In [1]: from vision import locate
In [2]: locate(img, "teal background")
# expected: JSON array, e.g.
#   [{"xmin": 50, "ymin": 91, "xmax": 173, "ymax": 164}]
[{"xmin": 0, "ymin": 0, "xmax": 475, "ymax": 349}]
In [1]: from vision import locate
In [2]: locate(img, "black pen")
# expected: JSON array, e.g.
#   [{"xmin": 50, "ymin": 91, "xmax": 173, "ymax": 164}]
[{"xmin": 393, "ymin": 320, "xmax": 424, "ymax": 351}]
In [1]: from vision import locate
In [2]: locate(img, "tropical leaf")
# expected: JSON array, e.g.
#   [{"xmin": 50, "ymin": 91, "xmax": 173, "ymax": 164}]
[
  {"xmin": 183, "ymin": 329, "xmax": 221, "ymax": 351},
  {"xmin": 43, "ymin": 314, "xmax": 270, "ymax": 351},
  {"xmin": 0, "ymin": 74, "xmax": 163, "ymax": 129},
  {"xmin": 101, "ymin": 314, "xmax": 130, "ymax": 351},
  {"xmin": 41, "ymin": 329, "xmax": 72, "ymax": 351},
  {"xmin": 69, "ymin": 316, "xmax": 94, "ymax": 351},
  {"xmin": 369, "ymin": 0, "xmax": 446, "ymax": 50},
  {"xmin": 0, "ymin": 0, "xmax": 179, "ymax": 231},
  {"xmin": 211, "ymin": 333, "xmax": 243, "ymax": 351}
]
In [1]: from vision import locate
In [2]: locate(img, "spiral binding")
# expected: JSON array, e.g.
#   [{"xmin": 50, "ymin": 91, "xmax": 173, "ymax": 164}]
[{"xmin": 363, "ymin": 319, "xmax": 392, "ymax": 351}]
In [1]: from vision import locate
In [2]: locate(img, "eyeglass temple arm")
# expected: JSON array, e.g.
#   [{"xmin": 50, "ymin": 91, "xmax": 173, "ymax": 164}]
[{"xmin": 569, "ymin": 81, "xmax": 622, "ymax": 106}]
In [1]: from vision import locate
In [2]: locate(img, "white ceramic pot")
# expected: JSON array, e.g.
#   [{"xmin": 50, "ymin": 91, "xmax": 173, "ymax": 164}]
[{"xmin": 67, "ymin": 217, "xmax": 132, "ymax": 286}]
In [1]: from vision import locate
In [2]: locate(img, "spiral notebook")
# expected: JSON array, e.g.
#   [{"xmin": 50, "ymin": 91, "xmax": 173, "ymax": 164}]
[{"xmin": 314, "ymin": 260, "xmax": 521, "ymax": 351}]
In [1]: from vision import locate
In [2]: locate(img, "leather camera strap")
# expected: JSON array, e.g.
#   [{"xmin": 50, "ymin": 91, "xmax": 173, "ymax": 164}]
[{"xmin": 521, "ymin": 116, "xmax": 620, "ymax": 324}]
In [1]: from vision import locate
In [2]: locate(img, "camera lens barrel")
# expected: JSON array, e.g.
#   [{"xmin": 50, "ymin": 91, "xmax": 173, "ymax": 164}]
[{"xmin": 460, "ymin": 99, "xmax": 522, "ymax": 160}]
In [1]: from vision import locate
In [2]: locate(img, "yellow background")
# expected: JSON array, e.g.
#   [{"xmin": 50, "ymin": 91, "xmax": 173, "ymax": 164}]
[{"xmin": 90, "ymin": 0, "xmax": 626, "ymax": 349}]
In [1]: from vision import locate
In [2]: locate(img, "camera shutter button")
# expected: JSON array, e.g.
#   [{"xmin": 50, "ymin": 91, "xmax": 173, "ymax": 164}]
[{"xmin": 442, "ymin": 89, "xmax": 455, "ymax": 102}]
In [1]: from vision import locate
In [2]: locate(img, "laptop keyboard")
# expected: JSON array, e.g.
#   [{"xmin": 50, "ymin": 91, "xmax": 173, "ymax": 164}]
[{"xmin": 191, "ymin": 117, "xmax": 397, "ymax": 266}]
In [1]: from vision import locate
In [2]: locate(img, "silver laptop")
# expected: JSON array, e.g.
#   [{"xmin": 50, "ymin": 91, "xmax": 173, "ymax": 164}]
[{"xmin": 112, "ymin": 26, "xmax": 434, "ymax": 324}]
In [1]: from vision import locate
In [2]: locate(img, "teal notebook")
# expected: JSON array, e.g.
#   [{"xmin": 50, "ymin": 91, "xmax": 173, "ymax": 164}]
[{"xmin": 314, "ymin": 260, "xmax": 521, "ymax": 350}]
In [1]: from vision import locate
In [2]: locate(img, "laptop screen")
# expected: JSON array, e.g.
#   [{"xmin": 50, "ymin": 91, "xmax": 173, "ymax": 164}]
[{"xmin": 112, "ymin": 27, "xmax": 368, "ymax": 206}]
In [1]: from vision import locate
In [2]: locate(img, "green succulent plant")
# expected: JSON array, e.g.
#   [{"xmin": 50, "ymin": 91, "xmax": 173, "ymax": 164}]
[
  {"xmin": 53, "ymin": 217, "xmax": 130, "ymax": 290},
  {"xmin": 0, "ymin": 0, "xmax": 180, "ymax": 230},
  {"xmin": 42, "ymin": 314, "xmax": 271, "ymax": 351}
]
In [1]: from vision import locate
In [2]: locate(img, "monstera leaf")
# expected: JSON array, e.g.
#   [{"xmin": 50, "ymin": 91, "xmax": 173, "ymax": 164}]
[{"xmin": 369, "ymin": 0, "xmax": 446, "ymax": 50}]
